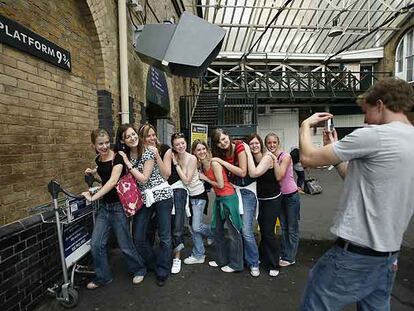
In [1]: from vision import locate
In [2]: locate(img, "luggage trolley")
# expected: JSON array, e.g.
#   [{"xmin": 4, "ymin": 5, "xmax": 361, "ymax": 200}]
[{"xmin": 43, "ymin": 177, "xmax": 100, "ymax": 308}]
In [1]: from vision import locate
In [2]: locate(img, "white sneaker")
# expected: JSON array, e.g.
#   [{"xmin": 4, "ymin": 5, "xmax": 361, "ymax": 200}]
[
  {"xmin": 269, "ymin": 269, "xmax": 280, "ymax": 277},
  {"xmin": 250, "ymin": 267, "xmax": 260, "ymax": 277},
  {"xmin": 221, "ymin": 265, "xmax": 236, "ymax": 273},
  {"xmin": 208, "ymin": 260, "xmax": 219, "ymax": 267},
  {"xmin": 132, "ymin": 275, "xmax": 144, "ymax": 284},
  {"xmin": 184, "ymin": 255, "xmax": 205, "ymax": 265},
  {"xmin": 279, "ymin": 259, "xmax": 296, "ymax": 267},
  {"xmin": 171, "ymin": 258, "xmax": 181, "ymax": 274},
  {"xmin": 206, "ymin": 238, "xmax": 214, "ymax": 246}
]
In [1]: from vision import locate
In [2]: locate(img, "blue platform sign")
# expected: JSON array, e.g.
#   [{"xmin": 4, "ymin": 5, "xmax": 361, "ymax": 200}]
[
  {"xmin": 0, "ymin": 14, "xmax": 71, "ymax": 71},
  {"xmin": 63, "ymin": 222, "xmax": 91, "ymax": 268},
  {"xmin": 63, "ymin": 198, "xmax": 93, "ymax": 267}
]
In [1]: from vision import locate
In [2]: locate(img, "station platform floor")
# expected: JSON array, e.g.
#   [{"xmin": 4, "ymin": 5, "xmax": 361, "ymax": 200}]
[{"xmin": 36, "ymin": 168, "xmax": 414, "ymax": 311}]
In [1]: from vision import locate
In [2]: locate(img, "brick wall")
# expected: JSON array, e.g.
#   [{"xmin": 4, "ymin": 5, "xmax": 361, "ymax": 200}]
[
  {"xmin": 0, "ymin": 1, "xmax": 101, "ymax": 224},
  {"xmin": 97, "ymin": 90, "xmax": 115, "ymax": 140},
  {"xmin": 377, "ymin": 15, "xmax": 414, "ymax": 73},
  {"xmin": 0, "ymin": 214, "xmax": 61, "ymax": 311},
  {"xmin": 0, "ymin": 1, "xmax": 198, "ymax": 309},
  {"xmin": 0, "ymin": 0, "xmax": 195, "ymax": 226},
  {"xmin": 0, "ymin": 210, "xmax": 94, "ymax": 311},
  {"xmin": 0, "ymin": 0, "xmax": 202, "ymax": 257}
]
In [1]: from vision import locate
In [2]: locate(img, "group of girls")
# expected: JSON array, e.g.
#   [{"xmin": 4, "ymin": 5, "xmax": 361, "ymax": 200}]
[
  {"xmin": 207, "ymin": 129, "xmax": 301, "ymax": 276},
  {"xmin": 81, "ymin": 124, "xmax": 300, "ymax": 290}
]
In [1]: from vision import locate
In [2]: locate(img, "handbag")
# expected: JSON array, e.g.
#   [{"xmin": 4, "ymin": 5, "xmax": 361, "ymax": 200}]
[
  {"xmin": 304, "ymin": 178, "xmax": 323, "ymax": 195},
  {"xmin": 115, "ymin": 168, "xmax": 144, "ymax": 217}
]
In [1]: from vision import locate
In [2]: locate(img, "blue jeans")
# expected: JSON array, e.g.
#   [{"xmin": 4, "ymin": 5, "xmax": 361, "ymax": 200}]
[
  {"xmin": 213, "ymin": 205, "xmax": 244, "ymax": 271},
  {"xmin": 280, "ymin": 192, "xmax": 300, "ymax": 262},
  {"xmin": 189, "ymin": 198, "xmax": 212, "ymax": 258},
  {"xmin": 240, "ymin": 188, "xmax": 260, "ymax": 268},
  {"xmin": 172, "ymin": 188, "xmax": 187, "ymax": 254},
  {"xmin": 90, "ymin": 201, "xmax": 145, "ymax": 284},
  {"xmin": 300, "ymin": 245, "xmax": 398, "ymax": 311},
  {"xmin": 258, "ymin": 196, "xmax": 282, "ymax": 270},
  {"xmin": 133, "ymin": 198, "xmax": 173, "ymax": 280}
]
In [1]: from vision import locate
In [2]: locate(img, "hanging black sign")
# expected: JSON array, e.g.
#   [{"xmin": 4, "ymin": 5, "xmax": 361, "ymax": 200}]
[
  {"xmin": 0, "ymin": 14, "xmax": 71, "ymax": 71},
  {"xmin": 146, "ymin": 66, "xmax": 170, "ymax": 113}
]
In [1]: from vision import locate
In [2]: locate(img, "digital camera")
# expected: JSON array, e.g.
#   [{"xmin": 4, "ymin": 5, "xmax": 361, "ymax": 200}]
[{"xmin": 325, "ymin": 118, "xmax": 334, "ymax": 132}]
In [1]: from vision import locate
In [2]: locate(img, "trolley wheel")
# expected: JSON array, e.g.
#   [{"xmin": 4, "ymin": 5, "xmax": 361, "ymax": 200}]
[{"xmin": 60, "ymin": 288, "xmax": 78, "ymax": 309}]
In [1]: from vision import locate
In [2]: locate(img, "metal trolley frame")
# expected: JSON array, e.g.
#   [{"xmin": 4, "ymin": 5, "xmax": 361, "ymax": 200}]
[{"xmin": 43, "ymin": 178, "xmax": 98, "ymax": 308}]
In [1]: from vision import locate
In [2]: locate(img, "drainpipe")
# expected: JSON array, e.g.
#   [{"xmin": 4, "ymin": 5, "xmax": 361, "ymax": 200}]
[
  {"xmin": 119, "ymin": 0, "xmax": 129, "ymax": 124},
  {"xmin": 218, "ymin": 69, "xmax": 223, "ymax": 125}
]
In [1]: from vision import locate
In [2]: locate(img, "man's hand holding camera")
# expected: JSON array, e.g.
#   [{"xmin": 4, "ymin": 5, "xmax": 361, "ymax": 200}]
[
  {"xmin": 302, "ymin": 112, "xmax": 337, "ymax": 146},
  {"xmin": 302, "ymin": 112, "xmax": 332, "ymax": 127}
]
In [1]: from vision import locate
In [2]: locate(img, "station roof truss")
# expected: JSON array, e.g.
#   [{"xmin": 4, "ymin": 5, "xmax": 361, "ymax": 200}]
[{"xmin": 189, "ymin": 0, "xmax": 414, "ymax": 62}]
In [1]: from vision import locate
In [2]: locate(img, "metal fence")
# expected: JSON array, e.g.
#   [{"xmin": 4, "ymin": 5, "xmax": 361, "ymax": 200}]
[{"xmin": 201, "ymin": 69, "xmax": 392, "ymax": 96}]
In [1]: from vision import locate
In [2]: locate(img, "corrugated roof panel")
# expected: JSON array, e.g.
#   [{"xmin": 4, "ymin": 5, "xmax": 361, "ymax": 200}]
[
  {"xmin": 306, "ymin": 1, "xmax": 336, "ymax": 53},
  {"xmin": 354, "ymin": 1, "xmax": 391, "ymax": 50},
  {"xmin": 231, "ymin": 0, "xmax": 249, "ymax": 51},
  {"xmin": 197, "ymin": 0, "xmax": 413, "ymax": 58},
  {"xmin": 233, "ymin": 27, "xmax": 248, "ymax": 51},
  {"xmin": 269, "ymin": 7, "xmax": 292, "ymax": 52}
]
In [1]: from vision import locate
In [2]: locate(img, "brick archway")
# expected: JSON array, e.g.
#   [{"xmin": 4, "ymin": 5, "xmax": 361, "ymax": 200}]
[{"xmin": 85, "ymin": 0, "xmax": 120, "ymax": 93}]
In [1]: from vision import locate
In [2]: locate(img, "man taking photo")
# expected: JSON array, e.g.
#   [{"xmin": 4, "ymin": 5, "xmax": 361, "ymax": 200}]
[{"xmin": 299, "ymin": 77, "xmax": 414, "ymax": 311}]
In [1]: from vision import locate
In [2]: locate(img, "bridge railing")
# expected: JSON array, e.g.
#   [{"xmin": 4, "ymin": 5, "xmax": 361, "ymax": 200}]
[
  {"xmin": 201, "ymin": 70, "xmax": 392, "ymax": 95},
  {"xmin": 219, "ymin": 93, "xmax": 257, "ymax": 128}
]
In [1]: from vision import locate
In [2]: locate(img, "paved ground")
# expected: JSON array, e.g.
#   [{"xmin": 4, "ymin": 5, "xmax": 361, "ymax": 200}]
[{"xmin": 37, "ymin": 168, "xmax": 414, "ymax": 311}]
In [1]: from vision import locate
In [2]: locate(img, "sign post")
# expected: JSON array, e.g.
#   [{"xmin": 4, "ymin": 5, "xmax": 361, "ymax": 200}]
[{"xmin": 190, "ymin": 123, "xmax": 208, "ymax": 146}]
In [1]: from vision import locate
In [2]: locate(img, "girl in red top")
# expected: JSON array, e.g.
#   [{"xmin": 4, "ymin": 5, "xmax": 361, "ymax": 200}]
[
  {"xmin": 211, "ymin": 128, "xmax": 260, "ymax": 277},
  {"xmin": 192, "ymin": 139, "xmax": 243, "ymax": 273}
]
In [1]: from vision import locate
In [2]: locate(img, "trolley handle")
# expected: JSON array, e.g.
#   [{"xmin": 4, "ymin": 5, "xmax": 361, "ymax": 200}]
[
  {"xmin": 84, "ymin": 174, "xmax": 101, "ymax": 188},
  {"xmin": 47, "ymin": 180, "xmax": 84, "ymax": 200}
]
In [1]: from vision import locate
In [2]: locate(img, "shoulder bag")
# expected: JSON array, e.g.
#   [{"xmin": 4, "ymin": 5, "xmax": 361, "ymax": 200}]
[
  {"xmin": 113, "ymin": 157, "xmax": 143, "ymax": 217},
  {"xmin": 304, "ymin": 178, "xmax": 323, "ymax": 195}
]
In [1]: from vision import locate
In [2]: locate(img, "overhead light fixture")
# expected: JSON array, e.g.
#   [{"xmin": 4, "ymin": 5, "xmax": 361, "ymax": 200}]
[
  {"xmin": 134, "ymin": 12, "xmax": 226, "ymax": 77},
  {"xmin": 328, "ymin": 18, "xmax": 343, "ymax": 37}
]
